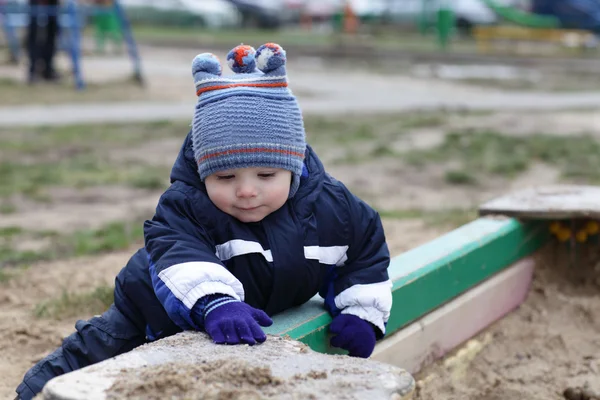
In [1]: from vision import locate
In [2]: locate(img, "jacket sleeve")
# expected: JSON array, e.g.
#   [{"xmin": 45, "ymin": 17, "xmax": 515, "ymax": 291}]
[
  {"xmin": 320, "ymin": 184, "xmax": 392, "ymax": 337},
  {"xmin": 144, "ymin": 187, "xmax": 244, "ymax": 331}
]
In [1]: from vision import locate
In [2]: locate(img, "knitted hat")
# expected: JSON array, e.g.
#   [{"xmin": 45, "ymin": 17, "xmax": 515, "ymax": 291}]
[{"xmin": 191, "ymin": 43, "xmax": 306, "ymax": 198}]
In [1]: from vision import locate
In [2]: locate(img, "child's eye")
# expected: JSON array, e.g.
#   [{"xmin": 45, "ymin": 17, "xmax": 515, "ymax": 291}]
[
  {"xmin": 216, "ymin": 175, "xmax": 235, "ymax": 180},
  {"xmin": 258, "ymin": 173, "xmax": 276, "ymax": 178}
]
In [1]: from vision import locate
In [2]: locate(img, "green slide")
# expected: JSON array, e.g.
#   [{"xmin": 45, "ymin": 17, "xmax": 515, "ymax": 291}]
[{"xmin": 480, "ymin": 0, "xmax": 560, "ymax": 28}]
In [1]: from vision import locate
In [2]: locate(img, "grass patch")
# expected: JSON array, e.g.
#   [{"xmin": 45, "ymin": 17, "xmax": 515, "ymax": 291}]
[
  {"xmin": 0, "ymin": 121, "xmax": 185, "ymax": 198},
  {"xmin": 68, "ymin": 222, "xmax": 145, "ymax": 257},
  {"xmin": 424, "ymin": 209, "xmax": 479, "ymax": 228},
  {"xmin": 379, "ymin": 208, "xmax": 478, "ymax": 229},
  {"xmin": 378, "ymin": 209, "xmax": 427, "ymax": 220},
  {"xmin": 306, "ymin": 118, "xmax": 378, "ymax": 144},
  {"xmin": 459, "ymin": 71, "xmax": 600, "ymax": 93},
  {"xmin": 0, "ymin": 155, "xmax": 170, "ymax": 198},
  {"xmin": 0, "ymin": 246, "xmax": 45, "ymax": 267},
  {"xmin": 306, "ymin": 111, "xmax": 450, "ymax": 143},
  {"xmin": 34, "ymin": 284, "xmax": 114, "ymax": 319},
  {"xmin": 132, "ymin": 25, "xmax": 334, "ymax": 47},
  {"xmin": 407, "ymin": 131, "xmax": 600, "ymax": 183},
  {"xmin": 0, "ymin": 120, "xmax": 190, "ymax": 157},
  {"xmin": 400, "ymin": 112, "xmax": 450, "ymax": 129},
  {"xmin": 307, "ymin": 111, "xmax": 455, "ymax": 164},
  {"xmin": 0, "ymin": 264, "xmax": 30, "ymax": 283},
  {"xmin": 445, "ymin": 169, "xmax": 477, "ymax": 185},
  {"xmin": 0, "ymin": 76, "xmax": 149, "ymax": 106},
  {"xmin": 129, "ymin": 173, "xmax": 169, "ymax": 190},
  {"xmin": 0, "ymin": 226, "xmax": 23, "ymax": 238},
  {"xmin": 0, "ymin": 201, "xmax": 17, "ymax": 214},
  {"xmin": 0, "ymin": 268, "xmax": 13, "ymax": 283},
  {"xmin": 0, "ymin": 220, "xmax": 145, "ymax": 268}
]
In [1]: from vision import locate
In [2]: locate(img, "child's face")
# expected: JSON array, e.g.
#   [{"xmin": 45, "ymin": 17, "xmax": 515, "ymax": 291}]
[{"xmin": 205, "ymin": 167, "xmax": 292, "ymax": 223}]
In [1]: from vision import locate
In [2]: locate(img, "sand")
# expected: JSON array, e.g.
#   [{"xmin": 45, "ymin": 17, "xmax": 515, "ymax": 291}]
[{"xmin": 414, "ymin": 243, "xmax": 600, "ymax": 400}]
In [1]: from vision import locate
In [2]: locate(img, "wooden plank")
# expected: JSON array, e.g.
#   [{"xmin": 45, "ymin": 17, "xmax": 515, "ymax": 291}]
[
  {"xmin": 371, "ymin": 257, "xmax": 535, "ymax": 373},
  {"xmin": 264, "ymin": 217, "xmax": 549, "ymax": 355},
  {"xmin": 479, "ymin": 185, "xmax": 600, "ymax": 220}
]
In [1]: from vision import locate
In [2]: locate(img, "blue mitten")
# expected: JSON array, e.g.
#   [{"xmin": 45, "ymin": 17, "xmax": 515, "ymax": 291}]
[
  {"xmin": 193, "ymin": 295, "xmax": 272, "ymax": 346},
  {"xmin": 329, "ymin": 314, "xmax": 376, "ymax": 358}
]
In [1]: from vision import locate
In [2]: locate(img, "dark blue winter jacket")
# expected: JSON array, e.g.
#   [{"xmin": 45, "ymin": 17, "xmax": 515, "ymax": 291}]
[{"xmin": 145, "ymin": 131, "xmax": 392, "ymax": 335}]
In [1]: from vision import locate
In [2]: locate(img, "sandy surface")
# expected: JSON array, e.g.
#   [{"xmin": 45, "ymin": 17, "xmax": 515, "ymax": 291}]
[
  {"xmin": 108, "ymin": 360, "xmax": 290, "ymax": 400},
  {"xmin": 414, "ymin": 244, "xmax": 600, "ymax": 400},
  {"xmin": 0, "ymin": 251, "xmax": 134, "ymax": 398}
]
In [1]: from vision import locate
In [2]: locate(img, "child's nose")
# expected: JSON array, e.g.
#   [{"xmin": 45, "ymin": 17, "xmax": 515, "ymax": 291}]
[{"xmin": 236, "ymin": 183, "xmax": 257, "ymax": 198}]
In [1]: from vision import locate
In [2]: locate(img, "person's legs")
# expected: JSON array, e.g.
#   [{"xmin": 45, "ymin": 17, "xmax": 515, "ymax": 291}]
[
  {"xmin": 41, "ymin": 0, "xmax": 60, "ymax": 80},
  {"xmin": 26, "ymin": 0, "xmax": 40, "ymax": 83}
]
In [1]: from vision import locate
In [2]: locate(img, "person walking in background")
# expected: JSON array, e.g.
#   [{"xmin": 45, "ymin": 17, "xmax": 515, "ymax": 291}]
[{"xmin": 26, "ymin": 0, "xmax": 60, "ymax": 83}]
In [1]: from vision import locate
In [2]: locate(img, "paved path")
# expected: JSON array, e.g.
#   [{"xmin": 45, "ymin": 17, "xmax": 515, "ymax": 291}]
[
  {"xmin": 2, "ymin": 91, "xmax": 600, "ymax": 127},
  {"xmin": 1, "ymin": 46, "xmax": 598, "ymax": 127}
]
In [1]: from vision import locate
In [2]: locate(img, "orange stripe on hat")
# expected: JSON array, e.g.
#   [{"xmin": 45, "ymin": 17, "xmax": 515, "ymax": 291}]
[
  {"xmin": 196, "ymin": 82, "xmax": 288, "ymax": 96},
  {"xmin": 198, "ymin": 147, "xmax": 304, "ymax": 163}
]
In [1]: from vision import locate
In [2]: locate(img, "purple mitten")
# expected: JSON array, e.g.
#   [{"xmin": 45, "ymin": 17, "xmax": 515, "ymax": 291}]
[
  {"xmin": 199, "ymin": 296, "xmax": 272, "ymax": 346},
  {"xmin": 329, "ymin": 313, "xmax": 376, "ymax": 358}
]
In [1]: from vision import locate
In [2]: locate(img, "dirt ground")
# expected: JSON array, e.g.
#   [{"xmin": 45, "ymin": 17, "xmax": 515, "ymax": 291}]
[
  {"xmin": 414, "ymin": 244, "xmax": 600, "ymax": 400},
  {"xmin": 2, "ymin": 43, "xmax": 600, "ymax": 399},
  {"xmin": 0, "ymin": 251, "xmax": 132, "ymax": 397}
]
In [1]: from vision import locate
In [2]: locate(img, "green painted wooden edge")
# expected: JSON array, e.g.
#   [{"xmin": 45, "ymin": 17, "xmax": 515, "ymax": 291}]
[{"xmin": 269, "ymin": 217, "xmax": 550, "ymax": 354}]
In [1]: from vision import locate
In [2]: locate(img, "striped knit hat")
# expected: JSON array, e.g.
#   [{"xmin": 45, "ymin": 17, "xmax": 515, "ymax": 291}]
[{"xmin": 191, "ymin": 43, "xmax": 306, "ymax": 198}]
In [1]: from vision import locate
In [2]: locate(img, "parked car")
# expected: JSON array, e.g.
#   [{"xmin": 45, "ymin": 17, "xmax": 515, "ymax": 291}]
[{"xmin": 295, "ymin": 0, "xmax": 526, "ymax": 33}]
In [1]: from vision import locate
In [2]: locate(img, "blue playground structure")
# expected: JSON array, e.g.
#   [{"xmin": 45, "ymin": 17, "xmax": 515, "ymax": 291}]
[
  {"xmin": 531, "ymin": 0, "xmax": 600, "ymax": 33},
  {"xmin": 0, "ymin": 0, "xmax": 144, "ymax": 90}
]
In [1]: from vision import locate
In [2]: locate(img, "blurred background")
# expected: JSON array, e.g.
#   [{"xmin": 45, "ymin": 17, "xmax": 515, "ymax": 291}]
[{"xmin": 1, "ymin": 0, "xmax": 600, "ymax": 397}]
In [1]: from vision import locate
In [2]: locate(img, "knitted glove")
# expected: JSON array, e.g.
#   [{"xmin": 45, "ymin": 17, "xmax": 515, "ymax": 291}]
[
  {"xmin": 329, "ymin": 314, "xmax": 376, "ymax": 358},
  {"xmin": 193, "ymin": 295, "xmax": 272, "ymax": 346}
]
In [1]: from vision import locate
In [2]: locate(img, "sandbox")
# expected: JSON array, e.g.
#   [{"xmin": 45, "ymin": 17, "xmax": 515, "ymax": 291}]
[{"xmin": 413, "ymin": 244, "xmax": 600, "ymax": 400}]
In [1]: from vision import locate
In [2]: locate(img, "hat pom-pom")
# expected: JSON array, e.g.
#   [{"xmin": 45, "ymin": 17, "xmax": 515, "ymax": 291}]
[
  {"xmin": 227, "ymin": 45, "xmax": 257, "ymax": 73},
  {"xmin": 191, "ymin": 53, "xmax": 222, "ymax": 78},
  {"xmin": 256, "ymin": 43, "xmax": 286, "ymax": 73}
]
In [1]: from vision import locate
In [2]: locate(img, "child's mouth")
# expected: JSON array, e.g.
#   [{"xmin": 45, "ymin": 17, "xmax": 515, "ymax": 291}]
[{"xmin": 238, "ymin": 206, "xmax": 260, "ymax": 211}]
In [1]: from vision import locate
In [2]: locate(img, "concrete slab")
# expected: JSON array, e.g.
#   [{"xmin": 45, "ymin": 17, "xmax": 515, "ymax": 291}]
[{"xmin": 42, "ymin": 333, "xmax": 415, "ymax": 400}]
